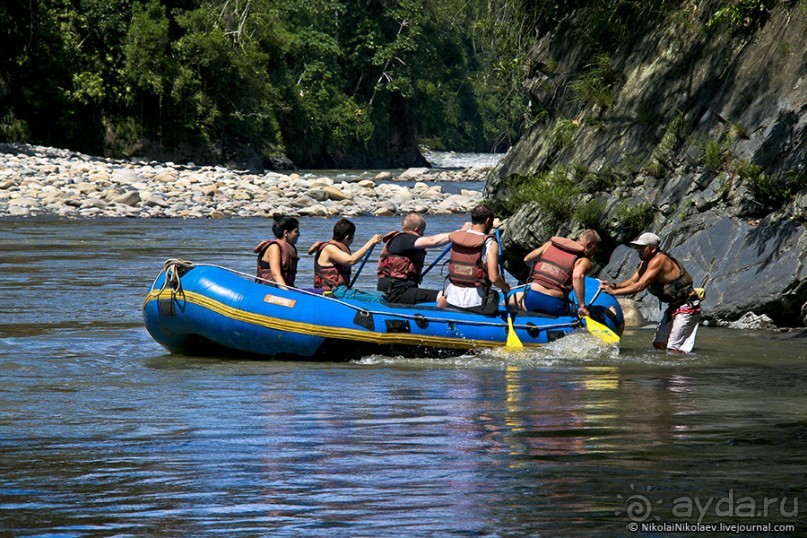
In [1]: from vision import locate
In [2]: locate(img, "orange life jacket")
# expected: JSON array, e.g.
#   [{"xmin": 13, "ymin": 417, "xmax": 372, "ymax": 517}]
[
  {"xmin": 313, "ymin": 240, "xmax": 351, "ymax": 290},
  {"xmin": 447, "ymin": 231, "xmax": 494, "ymax": 288},
  {"xmin": 376, "ymin": 231, "xmax": 426, "ymax": 284},
  {"xmin": 255, "ymin": 239, "xmax": 298, "ymax": 287},
  {"xmin": 529, "ymin": 237, "xmax": 585, "ymax": 294}
]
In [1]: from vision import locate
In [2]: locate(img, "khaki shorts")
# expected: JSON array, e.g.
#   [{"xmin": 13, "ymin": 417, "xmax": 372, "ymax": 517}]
[{"xmin": 654, "ymin": 305, "xmax": 701, "ymax": 353}]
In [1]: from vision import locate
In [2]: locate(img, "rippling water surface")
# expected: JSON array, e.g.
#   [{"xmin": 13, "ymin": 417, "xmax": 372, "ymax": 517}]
[{"xmin": 1, "ymin": 213, "xmax": 805, "ymax": 536}]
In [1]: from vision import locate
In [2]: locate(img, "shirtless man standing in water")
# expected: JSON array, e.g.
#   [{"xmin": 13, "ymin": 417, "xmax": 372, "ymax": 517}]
[{"xmin": 600, "ymin": 232, "xmax": 701, "ymax": 353}]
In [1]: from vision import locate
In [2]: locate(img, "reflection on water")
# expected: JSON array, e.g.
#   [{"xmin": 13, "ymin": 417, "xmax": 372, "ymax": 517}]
[{"xmin": 0, "ymin": 218, "xmax": 805, "ymax": 535}]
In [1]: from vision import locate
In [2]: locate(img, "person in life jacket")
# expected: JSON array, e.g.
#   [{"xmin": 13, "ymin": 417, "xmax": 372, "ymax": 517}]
[
  {"xmin": 436, "ymin": 205, "xmax": 509, "ymax": 313},
  {"xmin": 509, "ymin": 229, "xmax": 601, "ymax": 318},
  {"xmin": 600, "ymin": 232, "xmax": 701, "ymax": 353},
  {"xmin": 254, "ymin": 215, "xmax": 300, "ymax": 288},
  {"xmin": 307, "ymin": 218, "xmax": 382, "ymax": 291},
  {"xmin": 376, "ymin": 213, "xmax": 464, "ymax": 304}
]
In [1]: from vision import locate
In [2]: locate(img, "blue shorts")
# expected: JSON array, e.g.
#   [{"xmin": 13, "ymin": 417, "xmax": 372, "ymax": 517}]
[{"xmin": 523, "ymin": 287, "xmax": 569, "ymax": 316}]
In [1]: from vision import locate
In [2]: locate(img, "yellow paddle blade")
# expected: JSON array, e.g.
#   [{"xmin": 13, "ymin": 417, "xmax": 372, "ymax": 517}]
[
  {"xmin": 506, "ymin": 315, "xmax": 524, "ymax": 350},
  {"xmin": 584, "ymin": 316, "xmax": 621, "ymax": 344}
]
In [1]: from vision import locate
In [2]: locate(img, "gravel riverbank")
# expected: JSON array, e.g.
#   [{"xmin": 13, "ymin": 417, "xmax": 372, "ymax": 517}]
[{"xmin": 0, "ymin": 144, "xmax": 488, "ymax": 219}]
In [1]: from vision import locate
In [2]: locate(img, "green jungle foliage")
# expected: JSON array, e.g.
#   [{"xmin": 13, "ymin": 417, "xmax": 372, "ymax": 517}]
[
  {"xmin": 494, "ymin": 167, "xmax": 584, "ymax": 236},
  {"xmin": 0, "ymin": 0, "xmax": 544, "ymax": 167},
  {"xmin": 570, "ymin": 53, "xmax": 618, "ymax": 108},
  {"xmin": 706, "ymin": 0, "xmax": 779, "ymax": 33},
  {"xmin": 1, "ymin": 0, "xmax": 781, "ymax": 168},
  {"xmin": 573, "ymin": 198, "xmax": 606, "ymax": 229},
  {"xmin": 615, "ymin": 201, "xmax": 656, "ymax": 237},
  {"xmin": 692, "ymin": 130, "xmax": 804, "ymax": 215}
]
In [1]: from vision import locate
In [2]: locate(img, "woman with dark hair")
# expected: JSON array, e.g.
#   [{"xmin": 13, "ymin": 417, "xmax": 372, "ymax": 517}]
[
  {"xmin": 308, "ymin": 218, "xmax": 381, "ymax": 290},
  {"xmin": 254, "ymin": 216, "xmax": 300, "ymax": 288}
]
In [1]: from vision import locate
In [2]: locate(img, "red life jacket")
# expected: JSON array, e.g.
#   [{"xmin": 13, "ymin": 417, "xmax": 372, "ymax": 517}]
[
  {"xmin": 447, "ymin": 231, "xmax": 494, "ymax": 288},
  {"xmin": 376, "ymin": 231, "xmax": 426, "ymax": 284},
  {"xmin": 529, "ymin": 236, "xmax": 585, "ymax": 294},
  {"xmin": 254, "ymin": 239, "xmax": 298, "ymax": 287},
  {"xmin": 313, "ymin": 240, "xmax": 351, "ymax": 290}
]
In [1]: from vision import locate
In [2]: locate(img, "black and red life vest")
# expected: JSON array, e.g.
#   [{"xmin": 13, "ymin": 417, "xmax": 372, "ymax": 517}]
[
  {"xmin": 447, "ymin": 230, "xmax": 494, "ymax": 288},
  {"xmin": 376, "ymin": 231, "xmax": 426, "ymax": 284},
  {"xmin": 529, "ymin": 237, "xmax": 585, "ymax": 295},
  {"xmin": 254, "ymin": 239, "xmax": 299, "ymax": 287},
  {"xmin": 313, "ymin": 240, "xmax": 351, "ymax": 290}
]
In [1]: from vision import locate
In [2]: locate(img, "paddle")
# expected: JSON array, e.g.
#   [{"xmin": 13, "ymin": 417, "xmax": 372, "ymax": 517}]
[
  {"xmin": 505, "ymin": 297, "xmax": 524, "ymax": 351},
  {"xmin": 495, "ymin": 229, "xmax": 523, "ymax": 350},
  {"xmin": 420, "ymin": 243, "xmax": 451, "ymax": 279},
  {"xmin": 348, "ymin": 243, "xmax": 376, "ymax": 289},
  {"xmin": 582, "ymin": 316, "xmax": 621, "ymax": 344}
]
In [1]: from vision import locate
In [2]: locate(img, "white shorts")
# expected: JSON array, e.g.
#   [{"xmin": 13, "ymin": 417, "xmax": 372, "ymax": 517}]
[
  {"xmin": 443, "ymin": 283, "xmax": 484, "ymax": 308},
  {"xmin": 654, "ymin": 305, "xmax": 701, "ymax": 353}
]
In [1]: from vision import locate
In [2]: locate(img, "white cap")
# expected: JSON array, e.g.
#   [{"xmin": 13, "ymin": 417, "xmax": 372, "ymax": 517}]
[{"xmin": 630, "ymin": 232, "xmax": 661, "ymax": 247}]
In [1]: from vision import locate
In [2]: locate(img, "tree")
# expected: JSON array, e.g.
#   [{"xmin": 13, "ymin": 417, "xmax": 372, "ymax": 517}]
[{"xmin": 0, "ymin": 0, "xmax": 541, "ymax": 166}]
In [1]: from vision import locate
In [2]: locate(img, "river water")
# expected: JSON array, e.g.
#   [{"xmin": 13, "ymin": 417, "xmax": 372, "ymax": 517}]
[{"xmin": 1, "ymin": 179, "xmax": 806, "ymax": 535}]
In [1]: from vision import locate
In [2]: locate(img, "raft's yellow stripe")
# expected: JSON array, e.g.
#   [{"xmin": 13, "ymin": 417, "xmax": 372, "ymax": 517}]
[{"xmin": 145, "ymin": 290, "xmax": 529, "ymax": 350}]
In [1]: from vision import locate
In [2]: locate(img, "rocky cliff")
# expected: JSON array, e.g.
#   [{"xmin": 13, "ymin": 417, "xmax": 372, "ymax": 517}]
[{"xmin": 486, "ymin": 0, "xmax": 806, "ymax": 326}]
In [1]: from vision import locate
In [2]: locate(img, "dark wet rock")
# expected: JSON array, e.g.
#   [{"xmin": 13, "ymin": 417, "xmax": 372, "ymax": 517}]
[{"xmin": 487, "ymin": 3, "xmax": 807, "ymax": 327}]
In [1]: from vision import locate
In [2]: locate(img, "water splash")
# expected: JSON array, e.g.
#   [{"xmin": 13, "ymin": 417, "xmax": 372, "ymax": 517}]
[
  {"xmin": 484, "ymin": 332, "xmax": 620, "ymax": 365},
  {"xmin": 353, "ymin": 331, "xmax": 620, "ymax": 368},
  {"xmin": 545, "ymin": 331, "xmax": 621, "ymax": 360}
]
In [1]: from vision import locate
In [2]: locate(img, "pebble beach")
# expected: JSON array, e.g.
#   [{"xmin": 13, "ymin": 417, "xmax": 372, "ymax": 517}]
[{"xmin": 0, "ymin": 144, "xmax": 488, "ymax": 219}]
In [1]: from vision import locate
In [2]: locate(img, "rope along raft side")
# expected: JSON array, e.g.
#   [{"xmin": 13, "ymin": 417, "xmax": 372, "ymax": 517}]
[{"xmin": 143, "ymin": 261, "xmax": 624, "ymax": 359}]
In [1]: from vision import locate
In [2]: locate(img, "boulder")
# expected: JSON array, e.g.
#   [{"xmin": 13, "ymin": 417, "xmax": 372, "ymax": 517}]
[
  {"xmin": 292, "ymin": 195, "xmax": 319, "ymax": 208},
  {"xmin": 298, "ymin": 204, "xmax": 328, "ymax": 216},
  {"xmin": 112, "ymin": 170, "xmax": 140, "ymax": 184},
  {"xmin": 88, "ymin": 172, "xmax": 110, "ymax": 182},
  {"xmin": 309, "ymin": 177, "xmax": 334, "ymax": 188},
  {"xmin": 304, "ymin": 189, "xmax": 328, "ymax": 202},
  {"xmin": 8, "ymin": 204, "xmax": 32, "ymax": 216},
  {"xmin": 76, "ymin": 182, "xmax": 98, "ymax": 195},
  {"xmin": 398, "ymin": 167, "xmax": 429, "ymax": 181},
  {"xmin": 322, "ymin": 186, "xmax": 350, "ymax": 201},
  {"xmin": 725, "ymin": 312, "xmax": 777, "ymax": 331},
  {"xmin": 80, "ymin": 197, "xmax": 108, "ymax": 210},
  {"xmin": 112, "ymin": 191, "xmax": 141, "ymax": 207},
  {"xmin": 618, "ymin": 298, "xmax": 647, "ymax": 328},
  {"xmin": 154, "ymin": 171, "xmax": 178, "ymax": 183}
]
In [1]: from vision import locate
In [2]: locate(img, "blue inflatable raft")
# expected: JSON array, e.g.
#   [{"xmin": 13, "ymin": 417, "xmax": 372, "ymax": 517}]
[{"xmin": 143, "ymin": 260, "xmax": 624, "ymax": 359}]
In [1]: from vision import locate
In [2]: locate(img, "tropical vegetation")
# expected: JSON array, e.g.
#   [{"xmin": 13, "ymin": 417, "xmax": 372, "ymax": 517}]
[
  {"xmin": 0, "ymin": 0, "xmax": 788, "ymax": 171},
  {"xmin": 0, "ymin": 0, "xmax": 541, "ymax": 168}
]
